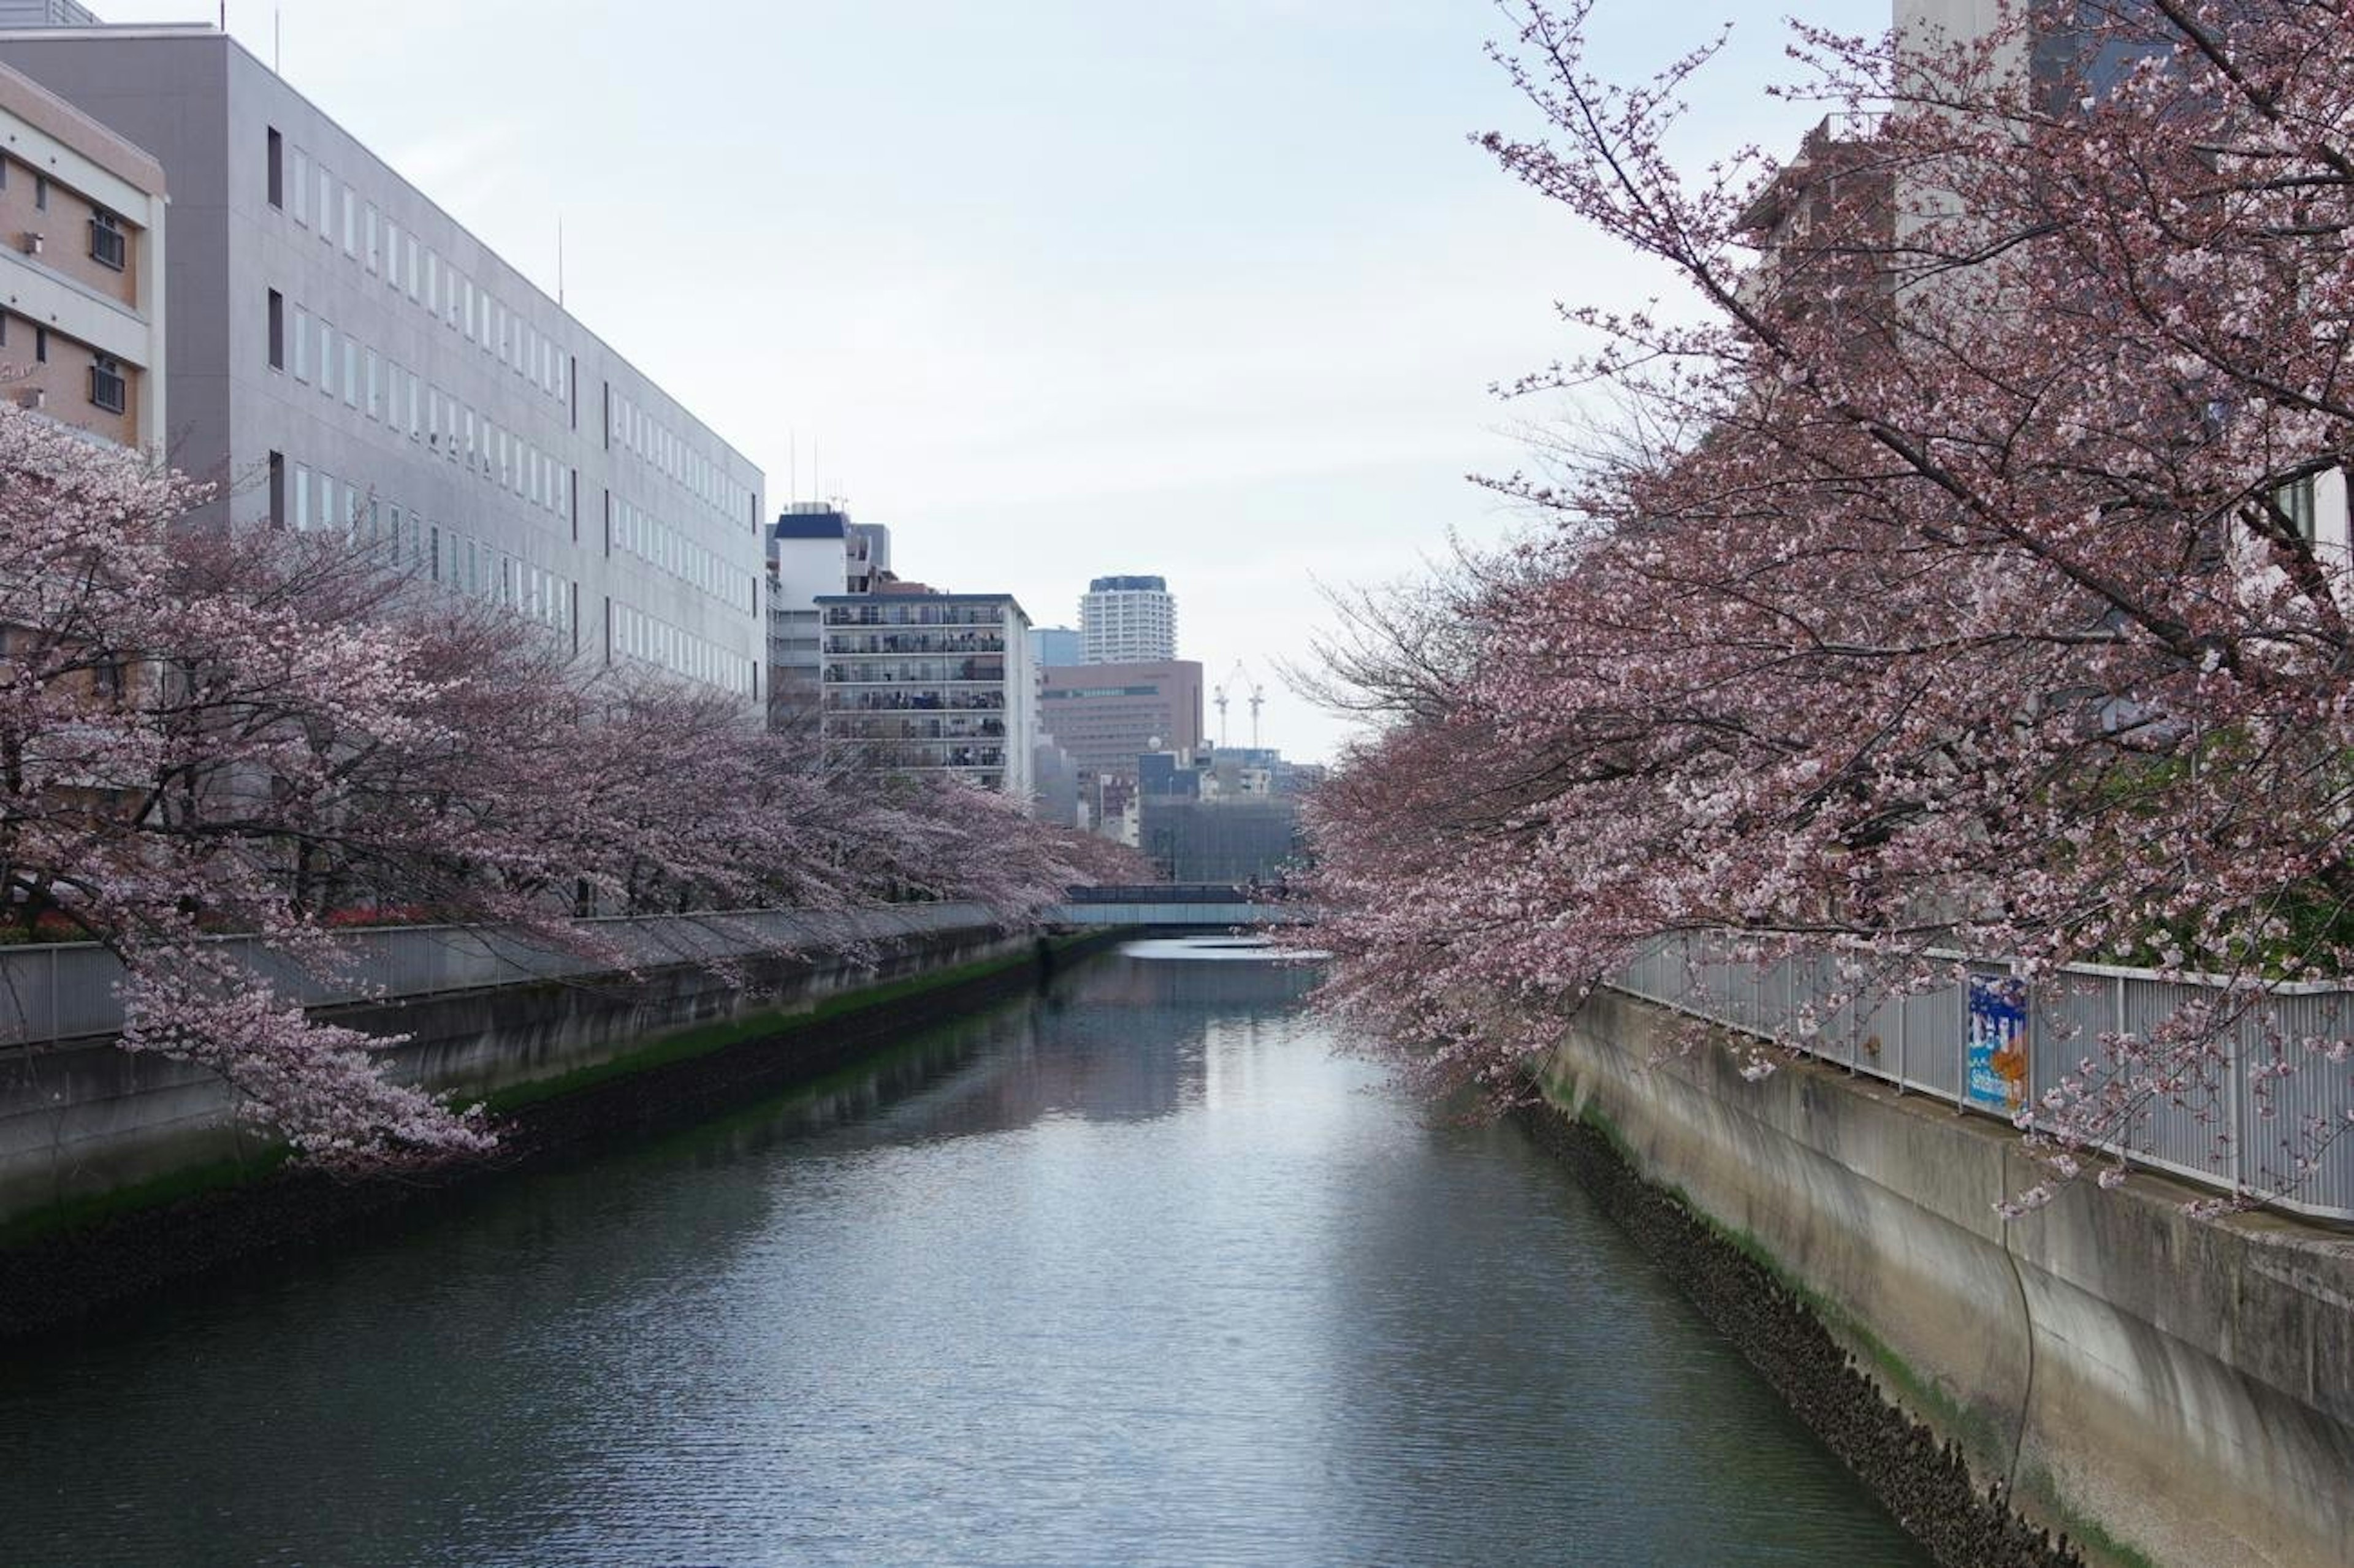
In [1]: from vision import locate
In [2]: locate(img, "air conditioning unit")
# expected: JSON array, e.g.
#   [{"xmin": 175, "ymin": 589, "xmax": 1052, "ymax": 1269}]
[
  {"xmin": 15, "ymin": 387, "xmax": 44, "ymax": 409},
  {"xmin": 17, "ymin": 232, "xmax": 39, "ymax": 256}
]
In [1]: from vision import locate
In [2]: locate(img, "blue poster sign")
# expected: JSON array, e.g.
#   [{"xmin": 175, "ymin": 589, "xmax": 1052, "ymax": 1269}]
[{"xmin": 1965, "ymin": 974, "xmax": 2030, "ymax": 1114}]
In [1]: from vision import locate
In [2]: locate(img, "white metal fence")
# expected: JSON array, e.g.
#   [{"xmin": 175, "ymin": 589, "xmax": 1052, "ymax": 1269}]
[
  {"xmin": 1612, "ymin": 934, "xmax": 2354, "ymax": 1222},
  {"xmin": 0, "ymin": 904, "xmax": 999, "ymax": 1051}
]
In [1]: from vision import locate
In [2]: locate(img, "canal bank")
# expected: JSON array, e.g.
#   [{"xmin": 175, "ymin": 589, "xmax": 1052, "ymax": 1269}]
[
  {"xmin": 1539, "ymin": 987, "xmax": 2354, "ymax": 1568},
  {"xmin": 0, "ymin": 925, "xmax": 1121, "ymax": 1339}
]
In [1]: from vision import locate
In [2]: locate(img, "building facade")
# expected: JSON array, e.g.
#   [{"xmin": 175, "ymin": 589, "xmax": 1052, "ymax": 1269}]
[
  {"xmin": 0, "ymin": 53, "xmax": 162, "ymax": 449},
  {"xmin": 1037, "ymin": 659, "xmax": 1203, "ymax": 780},
  {"xmin": 0, "ymin": 23, "xmax": 766, "ymax": 699},
  {"xmin": 819, "ymin": 592, "xmax": 1035, "ymax": 798},
  {"xmin": 1028, "ymin": 624, "xmax": 1080, "ymax": 668},
  {"xmin": 768, "ymin": 504, "xmax": 855, "ymax": 724},
  {"xmin": 1078, "ymin": 574, "xmax": 1175, "ymax": 664}
]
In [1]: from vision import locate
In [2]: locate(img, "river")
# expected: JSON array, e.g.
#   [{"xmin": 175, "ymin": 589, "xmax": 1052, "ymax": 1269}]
[{"xmin": 0, "ymin": 937, "xmax": 1930, "ymax": 1567}]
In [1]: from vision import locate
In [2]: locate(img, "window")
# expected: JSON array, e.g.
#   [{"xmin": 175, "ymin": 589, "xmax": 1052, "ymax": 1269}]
[
  {"xmin": 316, "ymin": 165, "xmax": 332, "ymax": 243},
  {"xmin": 341, "ymin": 185, "xmax": 356, "ymax": 256},
  {"xmin": 2281, "ymin": 477, "xmax": 2320, "ymax": 541},
  {"xmin": 408, "ymin": 375, "xmax": 421, "ymax": 440},
  {"xmin": 364, "ymin": 204, "xmax": 378, "ymax": 273},
  {"xmin": 266, "ymin": 128, "xmax": 284, "ymax": 208},
  {"xmin": 88, "ymin": 210, "xmax": 125, "ymax": 271},
  {"xmin": 294, "ymin": 463, "xmax": 311, "ymax": 530},
  {"xmin": 267, "ymin": 289, "xmax": 284, "ymax": 370},
  {"xmin": 405, "ymin": 234, "xmax": 419, "ymax": 300},
  {"xmin": 268, "ymin": 451, "xmax": 286, "ymax": 527},
  {"xmin": 292, "ymin": 308, "xmax": 309, "ymax": 381},
  {"xmin": 318, "ymin": 322, "xmax": 335, "ymax": 396},
  {"xmin": 32, "ymin": 173, "xmax": 45, "ymax": 211},
  {"xmin": 291, "ymin": 148, "xmax": 309, "ymax": 225},
  {"xmin": 33, "ymin": 326, "xmax": 46, "ymax": 364},
  {"xmin": 343, "ymin": 338, "xmax": 357, "ymax": 408},
  {"xmin": 364, "ymin": 347, "xmax": 379, "ymax": 419}
]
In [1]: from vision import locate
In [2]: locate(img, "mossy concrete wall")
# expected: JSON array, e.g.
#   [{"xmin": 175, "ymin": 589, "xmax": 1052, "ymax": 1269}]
[
  {"xmin": 1545, "ymin": 989, "xmax": 2354, "ymax": 1568},
  {"xmin": 0, "ymin": 919, "xmax": 1025, "ymax": 1227}
]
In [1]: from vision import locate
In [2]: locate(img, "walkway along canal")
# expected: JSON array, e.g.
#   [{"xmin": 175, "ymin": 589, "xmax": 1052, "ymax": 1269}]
[{"xmin": 1, "ymin": 938, "xmax": 1940, "ymax": 1567}]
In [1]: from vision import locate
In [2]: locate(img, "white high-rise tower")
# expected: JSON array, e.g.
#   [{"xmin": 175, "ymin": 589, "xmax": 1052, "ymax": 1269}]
[{"xmin": 1080, "ymin": 574, "xmax": 1176, "ymax": 664}]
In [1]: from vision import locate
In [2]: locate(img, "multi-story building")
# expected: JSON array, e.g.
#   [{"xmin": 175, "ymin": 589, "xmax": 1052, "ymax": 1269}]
[
  {"xmin": 0, "ymin": 51, "xmax": 163, "ymax": 449},
  {"xmin": 1028, "ymin": 625, "xmax": 1080, "ymax": 668},
  {"xmin": 768, "ymin": 504, "xmax": 856, "ymax": 726},
  {"xmin": 1037, "ymin": 659, "xmax": 1203, "ymax": 780},
  {"xmin": 819, "ymin": 592, "xmax": 1035, "ymax": 798},
  {"xmin": 0, "ymin": 21, "xmax": 766, "ymax": 699},
  {"xmin": 1079, "ymin": 574, "xmax": 1175, "ymax": 664}
]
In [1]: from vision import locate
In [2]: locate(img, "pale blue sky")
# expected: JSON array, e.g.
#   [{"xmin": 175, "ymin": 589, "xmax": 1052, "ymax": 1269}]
[{"xmin": 145, "ymin": 0, "xmax": 1887, "ymax": 761}]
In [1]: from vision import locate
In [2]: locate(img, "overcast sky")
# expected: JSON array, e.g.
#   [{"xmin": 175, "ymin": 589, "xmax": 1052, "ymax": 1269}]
[{"xmin": 142, "ymin": 0, "xmax": 1886, "ymax": 761}]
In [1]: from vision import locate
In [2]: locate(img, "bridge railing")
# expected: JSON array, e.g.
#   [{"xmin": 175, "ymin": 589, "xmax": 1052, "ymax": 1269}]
[
  {"xmin": 0, "ymin": 903, "xmax": 999, "ymax": 1052},
  {"xmin": 1612, "ymin": 932, "xmax": 2354, "ymax": 1221},
  {"xmin": 1062, "ymin": 883, "xmax": 1309, "ymax": 906}
]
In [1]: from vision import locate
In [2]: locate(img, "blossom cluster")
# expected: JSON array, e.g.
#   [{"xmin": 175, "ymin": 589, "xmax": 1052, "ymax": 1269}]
[
  {"xmin": 1301, "ymin": 1, "xmax": 2354, "ymax": 1208},
  {"xmin": 0, "ymin": 412, "xmax": 1113, "ymax": 1165}
]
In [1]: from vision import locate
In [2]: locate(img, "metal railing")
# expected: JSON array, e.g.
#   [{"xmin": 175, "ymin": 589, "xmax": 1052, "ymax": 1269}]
[
  {"xmin": 1612, "ymin": 934, "xmax": 2354, "ymax": 1222},
  {"xmin": 0, "ymin": 903, "xmax": 999, "ymax": 1052}
]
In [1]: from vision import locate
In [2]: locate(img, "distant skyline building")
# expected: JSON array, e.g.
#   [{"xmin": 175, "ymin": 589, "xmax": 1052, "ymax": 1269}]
[
  {"xmin": 0, "ymin": 21, "xmax": 768, "ymax": 700},
  {"xmin": 1037, "ymin": 659, "xmax": 1203, "ymax": 782},
  {"xmin": 1080, "ymin": 574, "xmax": 1175, "ymax": 664},
  {"xmin": 1029, "ymin": 625, "xmax": 1081, "ymax": 668}
]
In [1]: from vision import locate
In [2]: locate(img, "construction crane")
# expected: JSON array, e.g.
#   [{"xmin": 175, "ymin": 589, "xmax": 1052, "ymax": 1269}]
[{"xmin": 1212, "ymin": 660, "xmax": 1265, "ymax": 751}]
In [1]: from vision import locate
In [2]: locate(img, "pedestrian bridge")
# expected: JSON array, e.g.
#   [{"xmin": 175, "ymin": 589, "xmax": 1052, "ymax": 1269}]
[{"xmin": 1049, "ymin": 885, "xmax": 1319, "ymax": 927}]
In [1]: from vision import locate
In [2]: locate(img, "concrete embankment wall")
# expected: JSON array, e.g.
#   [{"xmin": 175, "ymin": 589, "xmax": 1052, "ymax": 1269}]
[
  {"xmin": 1545, "ymin": 989, "xmax": 2354, "ymax": 1568},
  {"xmin": 0, "ymin": 916, "xmax": 1028, "ymax": 1228}
]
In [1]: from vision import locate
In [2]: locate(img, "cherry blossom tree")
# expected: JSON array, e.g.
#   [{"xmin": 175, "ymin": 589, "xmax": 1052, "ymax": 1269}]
[
  {"xmin": 1304, "ymin": 1, "xmax": 2354, "ymax": 1207},
  {"xmin": 0, "ymin": 410, "xmax": 1088, "ymax": 1165}
]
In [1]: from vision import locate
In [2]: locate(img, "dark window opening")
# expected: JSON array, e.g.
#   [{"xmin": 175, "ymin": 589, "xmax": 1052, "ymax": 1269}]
[
  {"xmin": 268, "ymin": 451, "xmax": 286, "ymax": 527},
  {"xmin": 89, "ymin": 355, "xmax": 126, "ymax": 415},
  {"xmin": 267, "ymin": 288, "xmax": 284, "ymax": 370},
  {"xmin": 266, "ymin": 127, "xmax": 284, "ymax": 208}
]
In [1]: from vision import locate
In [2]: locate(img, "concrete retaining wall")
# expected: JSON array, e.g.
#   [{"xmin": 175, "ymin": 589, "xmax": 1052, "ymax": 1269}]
[
  {"xmin": 0, "ymin": 916, "xmax": 1024, "ymax": 1227},
  {"xmin": 1546, "ymin": 989, "xmax": 2354, "ymax": 1568}
]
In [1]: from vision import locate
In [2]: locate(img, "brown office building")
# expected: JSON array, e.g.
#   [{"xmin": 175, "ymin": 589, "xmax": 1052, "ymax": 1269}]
[{"xmin": 1038, "ymin": 660, "xmax": 1203, "ymax": 781}]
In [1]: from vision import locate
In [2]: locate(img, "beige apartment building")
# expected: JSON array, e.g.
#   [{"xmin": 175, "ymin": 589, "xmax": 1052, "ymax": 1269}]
[{"xmin": 0, "ymin": 53, "xmax": 162, "ymax": 449}]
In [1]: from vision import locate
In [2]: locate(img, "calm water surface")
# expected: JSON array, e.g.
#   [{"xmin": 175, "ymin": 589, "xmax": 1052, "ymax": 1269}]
[{"xmin": 0, "ymin": 940, "xmax": 1929, "ymax": 1567}]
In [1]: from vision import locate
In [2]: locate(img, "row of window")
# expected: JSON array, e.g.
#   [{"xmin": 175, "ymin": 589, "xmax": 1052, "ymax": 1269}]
[
  {"xmin": 279, "ymin": 456, "xmax": 575, "ymax": 638},
  {"xmin": 609, "ymin": 387, "xmax": 755, "ymax": 535},
  {"xmin": 269, "ymin": 290, "xmax": 576, "ymax": 530},
  {"xmin": 612, "ymin": 601, "xmax": 756, "ymax": 696},
  {"xmin": 0, "ymin": 314, "xmax": 127, "ymax": 417},
  {"xmin": 2, "ymin": 154, "xmax": 129, "ymax": 276},
  {"xmin": 611, "ymin": 495, "xmax": 758, "ymax": 612},
  {"xmin": 268, "ymin": 130, "xmax": 569, "ymax": 411}
]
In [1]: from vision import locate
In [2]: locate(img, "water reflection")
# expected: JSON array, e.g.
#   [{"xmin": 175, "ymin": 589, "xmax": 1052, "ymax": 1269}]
[{"xmin": 0, "ymin": 939, "xmax": 1926, "ymax": 1568}]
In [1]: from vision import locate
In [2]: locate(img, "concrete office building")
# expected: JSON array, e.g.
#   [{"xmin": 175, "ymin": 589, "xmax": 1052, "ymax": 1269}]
[
  {"xmin": 0, "ymin": 21, "xmax": 766, "ymax": 698},
  {"xmin": 0, "ymin": 52, "xmax": 163, "ymax": 449},
  {"xmin": 819, "ymin": 592, "xmax": 1035, "ymax": 799},
  {"xmin": 1079, "ymin": 574, "xmax": 1175, "ymax": 664},
  {"xmin": 1037, "ymin": 659, "xmax": 1203, "ymax": 780}
]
